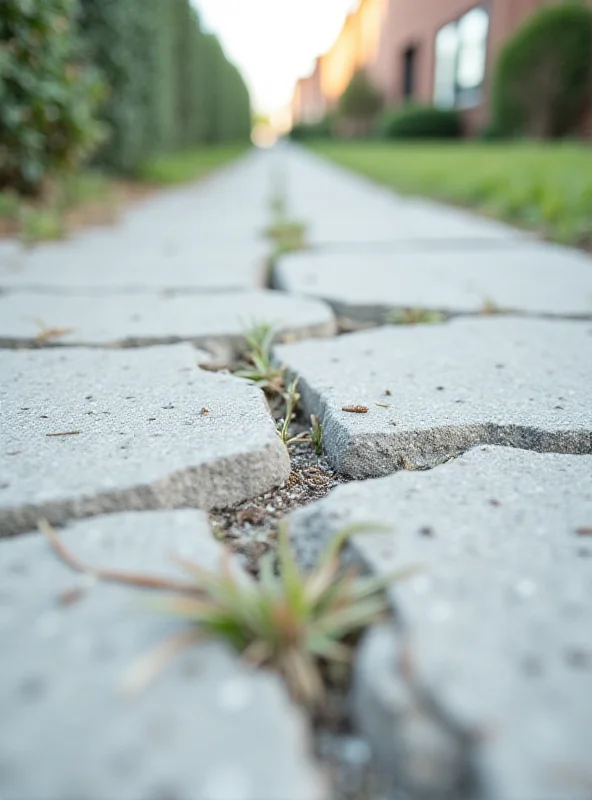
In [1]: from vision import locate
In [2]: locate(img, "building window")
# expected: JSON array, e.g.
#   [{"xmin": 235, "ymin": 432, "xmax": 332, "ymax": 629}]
[
  {"xmin": 434, "ymin": 7, "xmax": 489, "ymax": 109},
  {"xmin": 403, "ymin": 46, "xmax": 418, "ymax": 100}
]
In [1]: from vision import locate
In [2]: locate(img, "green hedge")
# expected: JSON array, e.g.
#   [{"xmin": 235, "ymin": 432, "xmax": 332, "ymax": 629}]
[
  {"xmin": 379, "ymin": 105, "xmax": 461, "ymax": 139},
  {"xmin": 77, "ymin": 0, "xmax": 251, "ymax": 173},
  {"xmin": 289, "ymin": 116, "xmax": 335, "ymax": 141},
  {"xmin": 0, "ymin": 0, "xmax": 104, "ymax": 193},
  {"xmin": 492, "ymin": 2, "xmax": 592, "ymax": 138}
]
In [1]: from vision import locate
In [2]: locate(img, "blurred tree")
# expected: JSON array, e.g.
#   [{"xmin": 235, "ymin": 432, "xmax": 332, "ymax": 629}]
[{"xmin": 338, "ymin": 69, "xmax": 383, "ymax": 122}]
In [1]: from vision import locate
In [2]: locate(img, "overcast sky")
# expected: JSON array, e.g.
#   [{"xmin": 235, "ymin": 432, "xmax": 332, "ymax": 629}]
[{"xmin": 194, "ymin": 0, "xmax": 358, "ymax": 116}]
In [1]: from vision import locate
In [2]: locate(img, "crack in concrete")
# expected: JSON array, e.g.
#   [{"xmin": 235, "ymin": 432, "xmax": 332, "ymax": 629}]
[
  {"xmin": 288, "ymin": 371, "xmax": 592, "ymax": 480},
  {"xmin": 0, "ymin": 442, "xmax": 290, "ymax": 539}
]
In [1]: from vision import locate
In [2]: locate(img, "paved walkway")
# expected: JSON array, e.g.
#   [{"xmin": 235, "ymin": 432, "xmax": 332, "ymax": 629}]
[{"xmin": 1, "ymin": 142, "xmax": 591, "ymax": 800}]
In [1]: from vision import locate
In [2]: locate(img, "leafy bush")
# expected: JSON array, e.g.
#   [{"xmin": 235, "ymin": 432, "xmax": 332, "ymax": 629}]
[
  {"xmin": 379, "ymin": 105, "xmax": 461, "ymax": 139},
  {"xmin": 338, "ymin": 69, "xmax": 383, "ymax": 120},
  {"xmin": 289, "ymin": 115, "xmax": 335, "ymax": 141},
  {"xmin": 0, "ymin": 0, "xmax": 104, "ymax": 194},
  {"xmin": 492, "ymin": 2, "xmax": 592, "ymax": 138}
]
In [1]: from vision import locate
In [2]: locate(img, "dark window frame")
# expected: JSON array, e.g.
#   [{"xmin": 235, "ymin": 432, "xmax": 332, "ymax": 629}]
[{"xmin": 433, "ymin": 4, "xmax": 490, "ymax": 110}]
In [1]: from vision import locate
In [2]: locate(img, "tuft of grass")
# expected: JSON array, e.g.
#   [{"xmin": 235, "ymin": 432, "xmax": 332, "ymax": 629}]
[
  {"xmin": 386, "ymin": 307, "xmax": 446, "ymax": 325},
  {"xmin": 0, "ymin": 171, "xmax": 116, "ymax": 242},
  {"xmin": 278, "ymin": 377, "xmax": 301, "ymax": 445},
  {"xmin": 0, "ymin": 190, "xmax": 20, "ymax": 221},
  {"xmin": 19, "ymin": 206, "xmax": 65, "ymax": 244},
  {"xmin": 136, "ymin": 145, "xmax": 248, "ymax": 185},
  {"xmin": 265, "ymin": 219, "xmax": 308, "ymax": 255},
  {"xmin": 234, "ymin": 321, "xmax": 285, "ymax": 395},
  {"xmin": 40, "ymin": 518, "xmax": 414, "ymax": 708},
  {"xmin": 310, "ymin": 414, "xmax": 323, "ymax": 455}
]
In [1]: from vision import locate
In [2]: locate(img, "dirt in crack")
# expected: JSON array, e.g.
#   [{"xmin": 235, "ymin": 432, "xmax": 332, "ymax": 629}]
[
  {"xmin": 210, "ymin": 420, "xmax": 349, "ymax": 576},
  {"xmin": 209, "ymin": 414, "xmax": 388, "ymax": 800}
]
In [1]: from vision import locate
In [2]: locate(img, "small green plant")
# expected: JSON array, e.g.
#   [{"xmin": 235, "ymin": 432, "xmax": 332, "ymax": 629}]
[
  {"xmin": 19, "ymin": 206, "xmax": 65, "ymax": 244},
  {"xmin": 277, "ymin": 377, "xmax": 305, "ymax": 446},
  {"xmin": 265, "ymin": 219, "xmax": 307, "ymax": 255},
  {"xmin": 386, "ymin": 307, "xmax": 446, "ymax": 325},
  {"xmin": 310, "ymin": 414, "xmax": 323, "ymax": 456},
  {"xmin": 234, "ymin": 322, "xmax": 285, "ymax": 395},
  {"xmin": 40, "ymin": 519, "xmax": 413, "ymax": 707}
]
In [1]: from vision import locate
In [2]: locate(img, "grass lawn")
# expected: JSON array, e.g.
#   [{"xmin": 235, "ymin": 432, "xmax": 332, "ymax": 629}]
[
  {"xmin": 0, "ymin": 144, "xmax": 249, "ymax": 243},
  {"xmin": 309, "ymin": 141, "xmax": 592, "ymax": 249},
  {"xmin": 135, "ymin": 143, "xmax": 249, "ymax": 185}
]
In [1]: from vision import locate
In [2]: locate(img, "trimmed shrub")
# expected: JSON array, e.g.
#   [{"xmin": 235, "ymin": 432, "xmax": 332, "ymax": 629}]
[
  {"xmin": 492, "ymin": 2, "xmax": 592, "ymax": 138},
  {"xmin": 289, "ymin": 114, "xmax": 335, "ymax": 141},
  {"xmin": 0, "ymin": 0, "xmax": 104, "ymax": 194},
  {"xmin": 379, "ymin": 105, "xmax": 461, "ymax": 139},
  {"xmin": 338, "ymin": 69, "xmax": 383, "ymax": 121},
  {"xmin": 77, "ymin": 0, "xmax": 172, "ymax": 172},
  {"xmin": 77, "ymin": 0, "xmax": 251, "ymax": 172}
]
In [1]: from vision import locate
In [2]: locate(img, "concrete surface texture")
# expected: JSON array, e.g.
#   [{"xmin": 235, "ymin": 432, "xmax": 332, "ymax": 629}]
[
  {"xmin": 2, "ymin": 141, "xmax": 591, "ymax": 800},
  {"xmin": 289, "ymin": 447, "xmax": 592, "ymax": 800},
  {"xmin": 0, "ymin": 289, "xmax": 335, "ymax": 348},
  {"xmin": 0, "ymin": 511, "xmax": 327, "ymax": 800},
  {"xmin": 278, "ymin": 145, "xmax": 526, "ymax": 245},
  {"xmin": 274, "ymin": 317, "xmax": 592, "ymax": 478},
  {"xmin": 275, "ymin": 243, "xmax": 592, "ymax": 318},
  {"xmin": 0, "ymin": 345, "xmax": 290, "ymax": 537}
]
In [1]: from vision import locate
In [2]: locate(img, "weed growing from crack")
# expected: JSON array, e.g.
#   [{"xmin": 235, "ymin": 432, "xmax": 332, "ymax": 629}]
[
  {"xmin": 40, "ymin": 519, "xmax": 413, "ymax": 709},
  {"xmin": 265, "ymin": 165, "xmax": 307, "ymax": 255},
  {"xmin": 481, "ymin": 296, "xmax": 501, "ymax": 315},
  {"xmin": 386, "ymin": 307, "xmax": 446, "ymax": 325},
  {"xmin": 310, "ymin": 414, "xmax": 323, "ymax": 455},
  {"xmin": 265, "ymin": 219, "xmax": 307, "ymax": 255},
  {"xmin": 234, "ymin": 321, "xmax": 285, "ymax": 395},
  {"xmin": 278, "ymin": 377, "xmax": 308, "ymax": 446}
]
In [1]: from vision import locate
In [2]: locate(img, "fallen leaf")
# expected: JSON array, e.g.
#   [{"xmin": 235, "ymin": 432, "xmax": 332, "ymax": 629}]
[{"xmin": 342, "ymin": 406, "xmax": 369, "ymax": 414}]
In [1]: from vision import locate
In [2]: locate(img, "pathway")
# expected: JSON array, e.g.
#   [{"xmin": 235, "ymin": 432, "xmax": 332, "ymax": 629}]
[{"xmin": 1, "ymin": 142, "xmax": 591, "ymax": 800}]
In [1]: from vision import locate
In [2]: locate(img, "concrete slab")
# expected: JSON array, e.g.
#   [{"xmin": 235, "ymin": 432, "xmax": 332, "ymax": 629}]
[
  {"xmin": 0, "ymin": 510, "xmax": 327, "ymax": 800},
  {"xmin": 0, "ymin": 345, "xmax": 290, "ymax": 537},
  {"xmin": 0, "ymin": 147, "xmax": 289, "ymax": 293},
  {"xmin": 277, "ymin": 144, "xmax": 525, "ymax": 246},
  {"xmin": 275, "ymin": 243, "xmax": 592, "ymax": 319},
  {"xmin": 288, "ymin": 447, "xmax": 592, "ymax": 800},
  {"xmin": 274, "ymin": 318, "xmax": 592, "ymax": 478},
  {"xmin": 0, "ymin": 236, "xmax": 270, "ymax": 293},
  {"xmin": 0, "ymin": 289, "xmax": 335, "ymax": 349}
]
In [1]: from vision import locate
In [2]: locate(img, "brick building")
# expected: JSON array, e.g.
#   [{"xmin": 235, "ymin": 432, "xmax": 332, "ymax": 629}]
[{"xmin": 292, "ymin": 0, "xmax": 592, "ymax": 133}]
